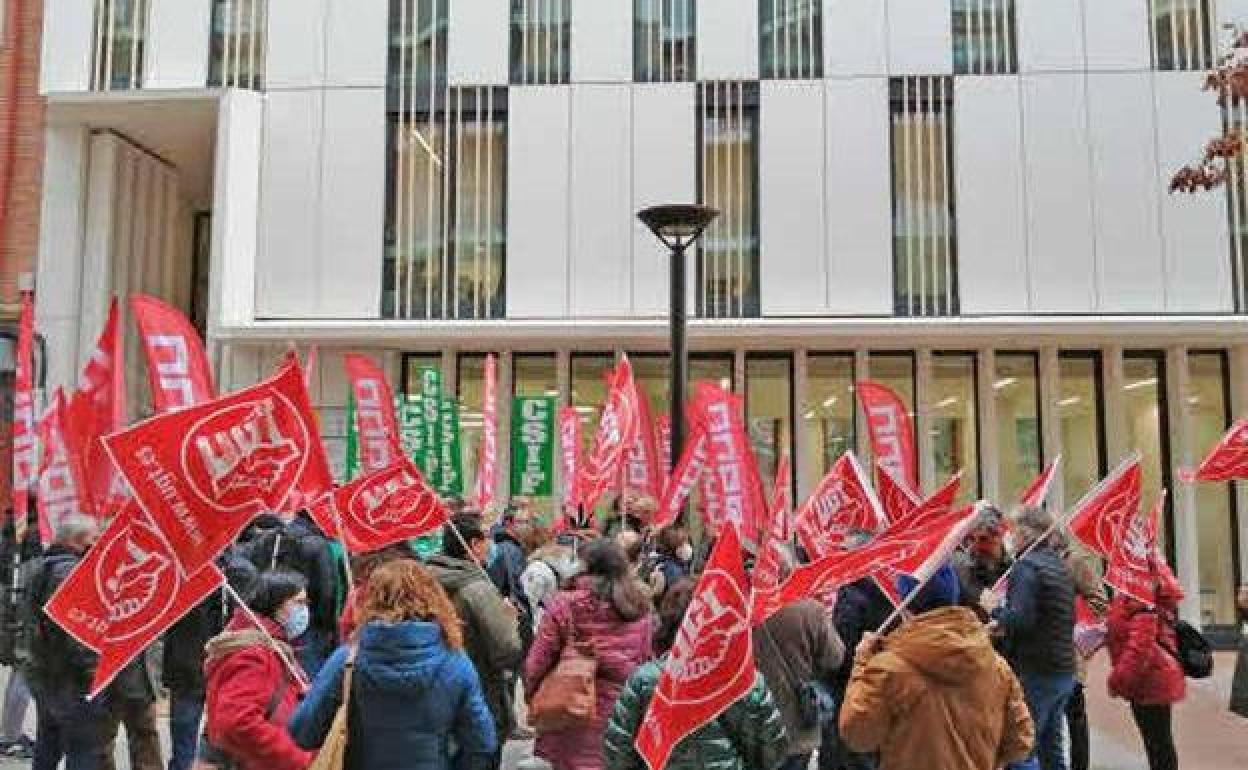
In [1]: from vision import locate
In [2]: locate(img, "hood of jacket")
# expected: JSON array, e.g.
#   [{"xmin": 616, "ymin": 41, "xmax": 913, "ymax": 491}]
[
  {"xmin": 426, "ymin": 554, "xmax": 488, "ymax": 595},
  {"xmin": 887, "ymin": 606, "xmax": 998, "ymax": 685},
  {"xmin": 203, "ymin": 612, "xmax": 291, "ymax": 668},
  {"xmin": 353, "ymin": 620, "xmax": 455, "ymax": 694}
]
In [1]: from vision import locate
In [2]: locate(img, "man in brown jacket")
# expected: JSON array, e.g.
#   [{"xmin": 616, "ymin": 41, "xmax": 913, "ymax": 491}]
[{"xmin": 839, "ymin": 564, "xmax": 1034, "ymax": 770}]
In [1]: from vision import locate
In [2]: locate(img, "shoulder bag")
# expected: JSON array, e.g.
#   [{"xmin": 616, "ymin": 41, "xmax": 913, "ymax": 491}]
[
  {"xmin": 528, "ymin": 615, "xmax": 597, "ymax": 731},
  {"xmin": 308, "ymin": 646, "xmax": 358, "ymax": 770}
]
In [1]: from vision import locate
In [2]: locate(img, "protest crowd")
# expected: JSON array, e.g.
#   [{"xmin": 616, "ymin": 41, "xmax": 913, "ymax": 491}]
[{"xmin": 2, "ymin": 292, "xmax": 1247, "ymax": 770}]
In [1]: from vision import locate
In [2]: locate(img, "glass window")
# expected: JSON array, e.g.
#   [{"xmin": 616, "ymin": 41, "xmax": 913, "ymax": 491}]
[
  {"xmin": 91, "ymin": 0, "xmax": 148, "ymax": 90},
  {"xmin": 746, "ymin": 355, "xmax": 793, "ymax": 492},
  {"xmin": 698, "ymin": 81, "xmax": 760, "ymax": 319},
  {"xmin": 891, "ymin": 76, "xmax": 957, "ymax": 317},
  {"xmin": 634, "ymin": 0, "xmax": 695, "ymax": 82},
  {"xmin": 208, "ymin": 0, "xmax": 267, "ymax": 89},
  {"xmin": 994, "ymin": 353, "xmax": 1041, "ymax": 504},
  {"xmin": 1188, "ymin": 352, "xmax": 1240, "ymax": 627},
  {"xmin": 630, "ymin": 354, "xmax": 673, "ymax": 420},
  {"xmin": 759, "ymin": 0, "xmax": 823, "ymax": 79},
  {"xmin": 952, "ymin": 0, "xmax": 1016, "ymax": 75},
  {"xmin": 1058, "ymin": 353, "xmax": 1106, "ymax": 507},
  {"xmin": 571, "ymin": 351, "xmax": 616, "ymax": 455},
  {"xmin": 930, "ymin": 353, "xmax": 979, "ymax": 502},
  {"xmin": 457, "ymin": 354, "xmax": 487, "ymax": 506},
  {"xmin": 866, "ymin": 353, "xmax": 916, "ymax": 483},
  {"xmin": 510, "ymin": 0, "xmax": 570, "ymax": 84},
  {"xmin": 805, "ymin": 354, "xmax": 856, "ymax": 478},
  {"xmin": 1151, "ymin": 0, "xmax": 1213, "ymax": 72},
  {"xmin": 403, "ymin": 354, "xmax": 442, "ymax": 396},
  {"xmin": 1123, "ymin": 352, "xmax": 1172, "ymax": 551}
]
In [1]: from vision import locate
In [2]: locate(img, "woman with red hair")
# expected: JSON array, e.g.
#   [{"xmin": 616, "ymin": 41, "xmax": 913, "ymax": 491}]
[{"xmin": 1105, "ymin": 559, "xmax": 1186, "ymax": 770}]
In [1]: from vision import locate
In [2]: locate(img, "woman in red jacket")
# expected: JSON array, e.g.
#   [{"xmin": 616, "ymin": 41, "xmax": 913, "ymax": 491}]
[
  {"xmin": 202, "ymin": 570, "xmax": 314, "ymax": 770},
  {"xmin": 1105, "ymin": 562, "xmax": 1185, "ymax": 770}
]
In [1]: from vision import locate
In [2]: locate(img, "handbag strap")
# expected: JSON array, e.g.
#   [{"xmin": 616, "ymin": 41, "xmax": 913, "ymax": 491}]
[{"xmin": 341, "ymin": 645, "xmax": 357, "ymax": 706}]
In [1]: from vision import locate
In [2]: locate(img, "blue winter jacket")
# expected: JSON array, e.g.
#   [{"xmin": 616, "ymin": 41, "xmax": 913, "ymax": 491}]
[{"xmin": 289, "ymin": 620, "xmax": 497, "ymax": 770}]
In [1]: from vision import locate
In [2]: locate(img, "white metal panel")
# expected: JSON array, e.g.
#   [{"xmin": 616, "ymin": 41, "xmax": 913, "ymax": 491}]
[
  {"xmin": 1220, "ymin": 0, "xmax": 1248, "ymax": 28},
  {"xmin": 449, "ymin": 0, "xmax": 510, "ymax": 85},
  {"xmin": 632, "ymin": 83, "xmax": 696, "ymax": 316},
  {"xmin": 211, "ymin": 90, "xmax": 263, "ymax": 330},
  {"xmin": 1083, "ymin": 0, "xmax": 1151, "ymax": 71},
  {"xmin": 1021, "ymin": 74, "xmax": 1096, "ymax": 312},
  {"xmin": 317, "ymin": 88, "xmax": 386, "ymax": 318},
  {"xmin": 955, "ymin": 77, "xmax": 1029, "ymax": 313},
  {"xmin": 761, "ymin": 81, "xmax": 826, "ymax": 315},
  {"xmin": 697, "ymin": 0, "xmax": 759, "ymax": 80},
  {"xmin": 256, "ymin": 90, "xmax": 322, "ymax": 317},
  {"xmin": 507, "ymin": 87, "xmax": 571, "ymax": 318},
  {"xmin": 1154, "ymin": 72, "xmax": 1233, "ymax": 312},
  {"xmin": 144, "ymin": 0, "xmax": 212, "ymax": 88},
  {"xmin": 571, "ymin": 0, "xmax": 631, "ymax": 82},
  {"xmin": 37, "ymin": 125, "xmax": 90, "ymax": 329},
  {"xmin": 266, "ymin": 0, "xmax": 327, "ymax": 88},
  {"xmin": 1087, "ymin": 72, "xmax": 1165, "ymax": 312},
  {"xmin": 887, "ymin": 0, "xmax": 953, "ymax": 74},
  {"xmin": 324, "ymin": 0, "xmax": 389, "ymax": 87},
  {"xmin": 825, "ymin": 78, "xmax": 892, "ymax": 315},
  {"xmin": 569, "ymin": 86, "xmax": 632, "ymax": 316},
  {"xmin": 823, "ymin": 0, "xmax": 888, "ymax": 76},
  {"xmin": 41, "ymin": 0, "xmax": 94, "ymax": 92},
  {"xmin": 1016, "ymin": 0, "xmax": 1085, "ymax": 72}
]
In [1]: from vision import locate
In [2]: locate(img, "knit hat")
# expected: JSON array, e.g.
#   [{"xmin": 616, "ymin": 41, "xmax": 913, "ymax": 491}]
[{"xmin": 896, "ymin": 563, "xmax": 961, "ymax": 614}]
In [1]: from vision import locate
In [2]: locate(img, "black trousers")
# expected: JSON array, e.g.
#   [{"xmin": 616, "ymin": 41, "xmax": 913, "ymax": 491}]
[
  {"xmin": 1066, "ymin": 682, "xmax": 1089, "ymax": 770},
  {"xmin": 1130, "ymin": 702, "xmax": 1178, "ymax": 770}
]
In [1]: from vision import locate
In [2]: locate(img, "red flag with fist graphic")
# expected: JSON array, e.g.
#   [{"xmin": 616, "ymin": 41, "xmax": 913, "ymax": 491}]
[
  {"xmin": 636, "ymin": 525, "xmax": 755, "ymax": 770},
  {"xmin": 1105, "ymin": 491, "xmax": 1164, "ymax": 607},
  {"xmin": 103, "ymin": 361, "xmax": 330, "ymax": 575},
  {"xmin": 44, "ymin": 502, "xmax": 224, "ymax": 698},
  {"xmin": 1066, "ymin": 456, "xmax": 1142, "ymax": 559},
  {"xmin": 794, "ymin": 452, "xmax": 888, "ymax": 560},
  {"xmin": 1183, "ymin": 419, "xmax": 1248, "ymax": 483},
  {"xmin": 316, "ymin": 460, "xmax": 449, "ymax": 553}
]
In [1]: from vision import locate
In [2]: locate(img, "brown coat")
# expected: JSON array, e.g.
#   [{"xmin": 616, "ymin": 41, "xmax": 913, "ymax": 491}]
[
  {"xmin": 754, "ymin": 599, "xmax": 845, "ymax": 756},
  {"xmin": 839, "ymin": 606, "xmax": 1034, "ymax": 770}
]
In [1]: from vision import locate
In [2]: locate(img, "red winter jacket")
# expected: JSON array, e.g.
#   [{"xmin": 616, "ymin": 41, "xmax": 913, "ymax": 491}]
[
  {"xmin": 203, "ymin": 612, "xmax": 313, "ymax": 770},
  {"xmin": 1106, "ymin": 594, "xmax": 1186, "ymax": 706}
]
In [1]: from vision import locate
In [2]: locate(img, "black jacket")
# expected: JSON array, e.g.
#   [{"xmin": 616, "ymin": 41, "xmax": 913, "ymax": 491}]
[
  {"xmin": 832, "ymin": 577, "xmax": 894, "ymax": 691},
  {"xmin": 26, "ymin": 545, "xmax": 97, "ymax": 694},
  {"xmin": 238, "ymin": 513, "xmax": 341, "ymax": 635},
  {"xmin": 487, "ymin": 529, "xmax": 533, "ymax": 650},
  {"xmin": 0, "ymin": 517, "xmax": 43, "ymax": 666},
  {"xmin": 954, "ymin": 550, "xmax": 1012, "ymax": 623},
  {"xmin": 994, "ymin": 545, "xmax": 1077, "ymax": 676}
]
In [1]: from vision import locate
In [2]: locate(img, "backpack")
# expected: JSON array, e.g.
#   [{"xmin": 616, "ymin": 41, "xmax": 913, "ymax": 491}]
[{"xmin": 1164, "ymin": 617, "xmax": 1214, "ymax": 680}]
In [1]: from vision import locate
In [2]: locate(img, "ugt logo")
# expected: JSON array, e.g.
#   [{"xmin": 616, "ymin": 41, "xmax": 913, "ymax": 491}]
[
  {"xmin": 184, "ymin": 394, "xmax": 306, "ymax": 512},
  {"xmin": 666, "ymin": 570, "xmax": 749, "ymax": 706},
  {"xmin": 94, "ymin": 514, "xmax": 178, "ymax": 643},
  {"xmin": 352, "ymin": 468, "xmax": 429, "ymax": 530}
]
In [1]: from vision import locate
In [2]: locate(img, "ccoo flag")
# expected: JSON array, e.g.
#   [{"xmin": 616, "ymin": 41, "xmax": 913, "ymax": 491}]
[
  {"xmin": 11, "ymin": 291, "xmax": 36, "ymax": 526},
  {"xmin": 344, "ymin": 354, "xmax": 405, "ymax": 474},
  {"xmin": 130, "ymin": 294, "xmax": 215, "ymax": 412},
  {"xmin": 856, "ymin": 381, "xmax": 918, "ymax": 493}
]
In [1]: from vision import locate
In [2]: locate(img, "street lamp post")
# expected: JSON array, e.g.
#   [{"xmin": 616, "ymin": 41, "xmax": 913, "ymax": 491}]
[{"xmin": 637, "ymin": 204, "xmax": 719, "ymax": 469}]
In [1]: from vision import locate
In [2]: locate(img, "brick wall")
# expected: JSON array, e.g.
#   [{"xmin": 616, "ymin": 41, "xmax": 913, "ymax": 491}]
[{"xmin": 0, "ymin": 0, "xmax": 46, "ymax": 321}]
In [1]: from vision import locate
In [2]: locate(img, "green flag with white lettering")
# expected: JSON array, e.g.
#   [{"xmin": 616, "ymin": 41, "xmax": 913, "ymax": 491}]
[
  {"xmin": 344, "ymin": 392, "xmax": 360, "ymax": 481},
  {"xmin": 418, "ymin": 367, "xmax": 442, "ymax": 482},
  {"xmin": 439, "ymin": 397, "xmax": 464, "ymax": 496},
  {"xmin": 510, "ymin": 396, "xmax": 556, "ymax": 497}
]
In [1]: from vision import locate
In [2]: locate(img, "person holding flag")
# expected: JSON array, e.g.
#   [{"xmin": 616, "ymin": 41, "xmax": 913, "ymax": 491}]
[
  {"xmin": 838, "ymin": 564, "xmax": 1034, "ymax": 770},
  {"xmin": 981, "ymin": 506, "xmax": 1078, "ymax": 770},
  {"xmin": 952, "ymin": 506, "xmax": 1012, "ymax": 623}
]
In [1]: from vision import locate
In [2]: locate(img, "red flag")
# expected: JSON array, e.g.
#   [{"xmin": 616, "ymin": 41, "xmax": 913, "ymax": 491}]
[
  {"xmin": 69, "ymin": 300, "xmax": 130, "ymax": 517},
  {"xmin": 43, "ymin": 503, "xmax": 224, "ymax": 697},
  {"xmin": 558, "ymin": 406, "xmax": 583, "ymax": 511},
  {"xmin": 636, "ymin": 525, "xmax": 755, "ymax": 770},
  {"xmin": 653, "ymin": 429, "xmax": 707, "ymax": 531},
  {"xmin": 473, "ymin": 355, "xmax": 499, "ymax": 510},
  {"xmin": 875, "ymin": 461, "xmax": 921, "ymax": 523},
  {"xmin": 1020, "ymin": 456, "xmax": 1062, "ymax": 507},
  {"xmin": 1066, "ymin": 456, "xmax": 1141, "ymax": 559},
  {"xmin": 895, "ymin": 471, "xmax": 963, "ymax": 529},
  {"xmin": 344, "ymin": 354, "xmax": 404, "ymax": 474},
  {"xmin": 103, "ymin": 361, "xmax": 330, "ymax": 575},
  {"xmin": 656, "ymin": 414, "xmax": 672, "ymax": 488},
  {"xmin": 1183, "ymin": 420, "xmax": 1248, "ymax": 482},
  {"xmin": 12, "ymin": 291, "xmax": 36, "ymax": 525},
  {"xmin": 769, "ymin": 453, "xmax": 792, "ymax": 535},
  {"xmin": 319, "ymin": 461, "xmax": 449, "ymax": 553},
  {"xmin": 693, "ymin": 383, "xmax": 768, "ymax": 545},
  {"xmin": 130, "ymin": 294, "xmax": 215, "ymax": 412},
  {"xmin": 303, "ymin": 345, "xmax": 318, "ymax": 389},
  {"xmin": 37, "ymin": 390, "xmax": 92, "ymax": 543},
  {"xmin": 856, "ymin": 380, "xmax": 918, "ymax": 492},
  {"xmin": 623, "ymin": 383, "xmax": 662, "ymax": 501},
  {"xmin": 580, "ymin": 357, "xmax": 640, "ymax": 511},
  {"xmin": 1105, "ymin": 491, "xmax": 1164, "ymax": 607},
  {"xmin": 794, "ymin": 452, "xmax": 887, "ymax": 560}
]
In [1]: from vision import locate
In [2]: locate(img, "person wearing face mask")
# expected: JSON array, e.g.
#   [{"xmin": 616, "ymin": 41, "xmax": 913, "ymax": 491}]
[
  {"xmin": 954, "ymin": 506, "xmax": 1012, "ymax": 623},
  {"xmin": 200, "ymin": 570, "xmax": 314, "ymax": 770},
  {"xmin": 428, "ymin": 514, "xmax": 523, "ymax": 769},
  {"xmin": 645, "ymin": 525, "xmax": 693, "ymax": 604}
]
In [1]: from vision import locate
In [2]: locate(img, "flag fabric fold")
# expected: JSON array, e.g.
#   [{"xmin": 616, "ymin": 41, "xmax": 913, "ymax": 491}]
[
  {"xmin": 1019, "ymin": 456, "xmax": 1062, "ymax": 507},
  {"xmin": 875, "ymin": 461, "xmax": 921, "ymax": 523},
  {"xmin": 794, "ymin": 452, "xmax": 887, "ymax": 560},
  {"xmin": 1183, "ymin": 420, "xmax": 1248, "ymax": 482},
  {"xmin": 316, "ymin": 461, "xmax": 450, "ymax": 554},
  {"xmin": 473, "ymin": 354, "xmax": 498, "ymax": 510},
  {"xmin": 579, "ymin": 357, "xmax": 640, "ymax": 512},
  {"xmin": 37, "ymin": 390, "xmax": 91, "ymax": 543},
  {"xmin": 1066, "ymin": 456, "xmax": 1142, "ymax": 559},
  {"xmin": 130, "ymin": 294, "xmax": 215, "ymax": 412},
  {"xmin": 344, "ymin": 354, "xmax": 404, "ymax": 474},
  {"xmin": 68, "ymin": 299, "xmax": 129, "ymax": 518},
  {"xmin": 1104, "ymin": 491, "xmax": 1164, "ymax": 607},
  {"xmin": 11, "ymin": 291, "xmax": 36, "ymax": 526},
  {"xmin": 857, "ymin": 381, "xmax": 918, "ymax": 492}
]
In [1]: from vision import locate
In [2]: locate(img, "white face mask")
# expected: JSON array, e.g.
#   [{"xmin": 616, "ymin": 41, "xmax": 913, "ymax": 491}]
[
  {"xmin": 1004, "ymin": 533, "xmax": 1019, "ymax": 558},
  {"xmin": 676, "ymin": 544, "xmax": 694, "ymax": 563}
]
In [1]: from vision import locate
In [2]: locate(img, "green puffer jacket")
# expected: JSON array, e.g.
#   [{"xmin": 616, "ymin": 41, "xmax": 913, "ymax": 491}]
[{"xmin": 603, "ymin": 660, "xmax": 787, "ymax": 770}]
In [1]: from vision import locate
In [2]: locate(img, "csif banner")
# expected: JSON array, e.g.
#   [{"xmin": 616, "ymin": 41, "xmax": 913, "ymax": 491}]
[{"xmin": 511, "ymin": 396, "xmax": 556, "ymax": 497}]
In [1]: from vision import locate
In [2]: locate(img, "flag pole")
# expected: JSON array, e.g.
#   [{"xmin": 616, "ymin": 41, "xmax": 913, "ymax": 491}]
[
  {"xmin": 876, "ymin": 503, "xmax": 983, "ymax": 633},
  {"xmin": 445, "ymin": 517, "xmax": 501, "ymax": 590},
  {"xmin": 222, "ymin": 582, "xmax": 310, "ymax": 690}
]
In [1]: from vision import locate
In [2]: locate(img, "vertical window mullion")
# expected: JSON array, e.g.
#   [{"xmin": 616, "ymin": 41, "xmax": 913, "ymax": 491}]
[
  {"xmin": 249, "ymin": 0, "xmax": 261, "ymax": 87},
  {"xmin": 473, "ymin": 89, "xmax": 484, "ymax": 319},
  {"xmin": 1168, "ymin": 0, "xmax": 1179, "ymax": 71},
  {"xmin": 104, "ymin": 0, "xmax": 117, "ymax": 90},
  {"xmin": 940, "ymin": 78, "xmax": 954, "ymax": 314},
  {"xmin": 735, "ymin": 81, "xmax": 746, "ymax": 317},
  {"xmin": 976, "ymin": 0, "xmax": 986, "ymax": 75},
  {"xmin": 395, "ymin": 0, "xmax": 410, "ymax": 317}
]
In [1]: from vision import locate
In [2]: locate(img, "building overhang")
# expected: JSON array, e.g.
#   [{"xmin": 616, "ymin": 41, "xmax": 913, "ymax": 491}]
[{"xmin": 211, "ymin": 314, "xmax": 1248, "ymax": 351}]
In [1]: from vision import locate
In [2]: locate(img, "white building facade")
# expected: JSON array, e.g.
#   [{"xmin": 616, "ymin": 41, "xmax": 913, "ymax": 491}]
[{"xmin": 33, "ymin": 0, "xmax": 1248, "ymax": 633}]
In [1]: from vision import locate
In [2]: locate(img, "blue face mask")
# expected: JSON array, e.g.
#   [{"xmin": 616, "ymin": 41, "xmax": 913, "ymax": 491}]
[
  {"xmin": 282, "ymin": 602, "xmax": 310, "ymax": 640},
  {"xmin": 486, "ymin": 540, "xmax": 500, "ymax": 567}
]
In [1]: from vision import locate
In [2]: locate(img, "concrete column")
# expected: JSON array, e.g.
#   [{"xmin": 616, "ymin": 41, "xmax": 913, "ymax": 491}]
[
  {"xmin": 1103, "ymin": 346, "xmax": 1128, "ymax": 465},
  {"xmin": 854, "ymin": 349, "xmax": 871, "ymax": 463},
  {"xmin": 978, "ymin": 348, "xmax": 999, "ymax": 502},
  {"xmin": 1038, "ymin": 346, "xmax": 1064, "ymax": 507},
  {"xmin": 499, "ymin": 350, "xmax": 515, "ymax": 503},
  {"xmin": 917, "ymin": 348, "xmax": 934, "ymax": 494},
  {"xmin": 1230, "ymin": 344, "xmax": 1248, "ymax": 582},
  {"xmin": 1166, "ymin": 346, "xmax": 1203, "ymax": 625},
  {"xmin": 794, "ymin": 348, "xmax": 811, "ymax": 501}
]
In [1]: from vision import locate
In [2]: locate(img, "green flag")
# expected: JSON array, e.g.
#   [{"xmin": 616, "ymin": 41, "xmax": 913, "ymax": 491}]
[
  {"xmin": 439, "ymin": 397, "xmax": 464, "ymax": 496},
  {"xmin": 511, "ymin": 396, "xmax": 556, "ymax": 496},
  {"xmin": 344, "ymin": 392, "xmax": 360, "ymax": 481},
  {"xmin": 399, "ymin": 394, "xmax": 425, "ymax": 466},
  {"xmin": 419, "ymin": 367, "xmax": 442, "ymax": 482}
]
